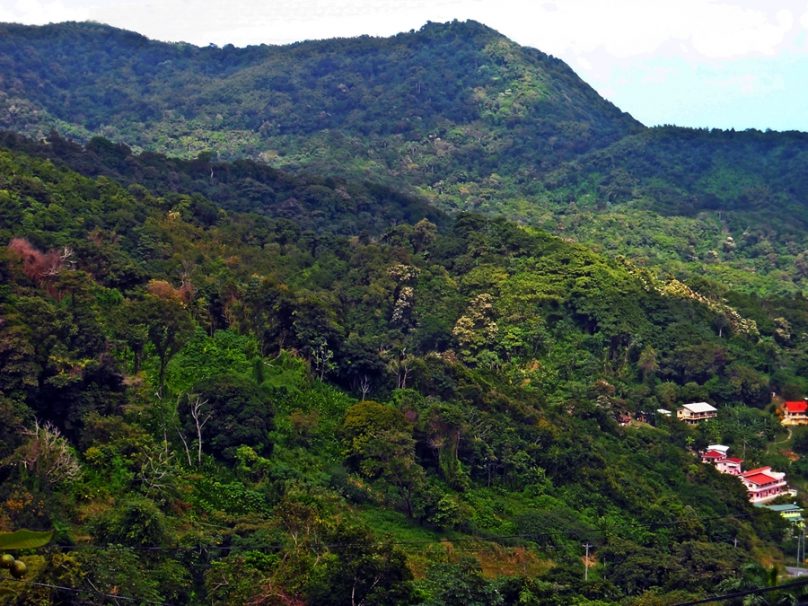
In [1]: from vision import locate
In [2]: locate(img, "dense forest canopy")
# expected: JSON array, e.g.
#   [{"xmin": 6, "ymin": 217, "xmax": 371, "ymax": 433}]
[
  {"xmin": 1, "ymin": 19, "xmax": 808, "ymax": 606},
  {"xmin": 2, "ymin": 20, "xmax": 807, "ymax": 297}
]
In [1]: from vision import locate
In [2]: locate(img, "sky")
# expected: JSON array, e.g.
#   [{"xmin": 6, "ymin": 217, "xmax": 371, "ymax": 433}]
[{"xmin": 1, "ymin": 0, "xmax": 808, "ymax": 131}]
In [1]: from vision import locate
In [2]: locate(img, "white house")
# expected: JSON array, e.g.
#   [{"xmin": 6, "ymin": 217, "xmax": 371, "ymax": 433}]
[
  {"xmin": 740, "ymin": 467, "xmax": 788, "ymax": 504},
  {"xmin": 715, "ymin": 457, "xmax": 743, "ymax": 476},
  {"xmin": 677, "ymin": 402, "xmax": 718, "ymax": 425},
  {"xmin": 782, "ymin": 401, "xmax": 808, "ymax": 426}
]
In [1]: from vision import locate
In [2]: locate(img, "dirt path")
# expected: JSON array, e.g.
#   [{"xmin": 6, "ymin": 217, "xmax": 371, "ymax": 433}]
[{"xmin": 774, "ymin": 427, "xmax": 793, "ymax": 446}]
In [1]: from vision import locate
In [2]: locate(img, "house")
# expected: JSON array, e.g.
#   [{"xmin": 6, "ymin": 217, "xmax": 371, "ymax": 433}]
[
  {"xmin": 782, "ymin": 400, "xmax": 808, "ymax": 426},
  {"xmin": 698, "ymin": 447, "xmax": 789, "ymax": 503},
  {"xmin": 656, "ymin": 408, "xmax": 672, "ymax": 417},
  {"xmin": 757, "ymin": 503, "xmax": 804, "ymax": 526},
  {"xmin": 635, "ymin": 410, "xmax": 651, "ymax": 424},
  {"xmin": 699, "ymin": 445, "xmax": 743, "ymax": 475},
  {"xmin": 716, "ymin": 457, "xmax": 743, "ymax": 476},
  {"xmin": 740, "ymin": 467, "xmax": 788, "ymax": 504},
  {"xmin": 701, "ymin": 449, "xmax": 726, "ymax": 464},
  {"xmin": 677, "ymin": 402, "xmax": 718, "ymax": 425}
]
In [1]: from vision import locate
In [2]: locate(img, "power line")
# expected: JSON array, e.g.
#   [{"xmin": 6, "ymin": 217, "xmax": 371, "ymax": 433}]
[
  {"xmin": 39, "ymin": 510, "xmax": 751, "ymax": 554},
  {"xmin": 4, "ymin": 577, "xmax": 166, "ymax": 605}
]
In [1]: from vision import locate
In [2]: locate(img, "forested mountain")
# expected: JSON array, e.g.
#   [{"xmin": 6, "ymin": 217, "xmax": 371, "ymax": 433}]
[
  {"xmin": 0, "ymin": 20, "xmax": 639, "ymax": 168},
  {"xmin": 2, "ymin": 20, "xmax": 808, "ymax": 297},
  {"xmin": 2, "ymin": 18, "xmax": 808, "ymax": 606}
]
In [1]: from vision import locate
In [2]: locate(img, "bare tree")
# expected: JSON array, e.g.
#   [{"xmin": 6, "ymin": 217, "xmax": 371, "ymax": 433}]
[
  {"xmin": 177, "ymin": 428, "xmax": 193, "ymax": 467},
  {"xmin": 359, "ymin": 375, "xmax": 371, "ymax": 401},
  {"xmin": 382, "ymin": 346, "xmax": 413, "ymax": 389},
  {"xmin": 394, "ymin": 348, "xmax": 412, "ymax": 389},
  {"xmin": 15, "ymin": 421, "xmax": 81, "ymax": 487},
  {"xmin": 139, "ymin": 447, "xmax": 176, "ymax": 497},
  {"xmin": 312, "ymin": 338, "xmax": 335, "ymax": 381},
  {"xmin": 188, "ymin": 395, "xmax": 211, "ymax": 466}
]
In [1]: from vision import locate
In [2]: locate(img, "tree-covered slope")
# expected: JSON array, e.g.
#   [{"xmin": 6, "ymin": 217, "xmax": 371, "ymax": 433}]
[
  {"xmin": 486, "ymin": 126, "xmax": 808, "ymax": 296},
  {"xmin": 4, "ymin": 20, "xmax": 808, "ymax": 298},
  {"xmin": 2, "ymin": 137, "xmax": 808, "ymax": 604},
  {"xmin": 0, "ymin": 20, "xmax": 640, "ymax": 170},
  {"xmin": 0, "ymin": 131, "xmax": 447, "ymax": 236}
]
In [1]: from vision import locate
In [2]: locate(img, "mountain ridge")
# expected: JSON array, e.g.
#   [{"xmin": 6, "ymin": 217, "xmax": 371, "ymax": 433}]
[{"xmin": 0, "ymin": 19, "xmax": 641, "ymax": 162}]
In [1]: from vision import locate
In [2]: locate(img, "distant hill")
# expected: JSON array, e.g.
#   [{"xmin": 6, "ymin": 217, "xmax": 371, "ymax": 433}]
[
  {"xmin": 2, "ymin": 20, "xmax": 808, "ymax": 295},
  {"xmin": 0, "ymin": 20, "xmax": 640, "ymax": 170},
  {"xmin": 0, "ymin": 131, "xmax": 446, "ymax": 236}
]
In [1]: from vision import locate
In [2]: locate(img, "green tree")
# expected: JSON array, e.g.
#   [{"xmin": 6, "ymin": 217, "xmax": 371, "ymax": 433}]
[
  {"xmin": 420, "ymin": 558, "xmax": 503, "ymax": 606},
  {"xmin": 179, "ymin": 374, "xmax": 274, "ymax": 461},
  {"xmin": 342, "ymin": 400, "xmax": 425, "ymax": 517}
]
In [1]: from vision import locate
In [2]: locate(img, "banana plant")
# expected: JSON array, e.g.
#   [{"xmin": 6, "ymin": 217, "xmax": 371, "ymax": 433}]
[{"xmin": 0, "ymin": 529, "xmax": 52, "ymax": 579}]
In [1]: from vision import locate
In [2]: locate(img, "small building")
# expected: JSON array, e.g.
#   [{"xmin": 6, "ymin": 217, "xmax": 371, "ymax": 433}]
[
  {"xmin": 716, "ymin": 457, "xmax": 743, "ymax": 476},
  {"xmin": 635, "ymin": 410, "xmax": 651, "ymax": 424},
  {"xmin": 699, "ymin": 445, "xmax": 743, "ymax": 475},
  {"xmin": 677, "ymin": 402, "xmax": 718, "ymax": 425},
  {"xmin": 782, "ymin": 401, "xmax": 808, "ymax": 426},
  {"xmin": 757, "ymin": 503, "xmax": 804, "ymax": 525},
  {"xmin": 701, "ymin": 449, "xmax": 726, "ymax": 464},
  {"xmin": 740, "ymin": 467, "xmax": 788, "ymax": 504},
  {"xmin": 656, "ymin": 408, "xmax": 672, "ymax": 417}
]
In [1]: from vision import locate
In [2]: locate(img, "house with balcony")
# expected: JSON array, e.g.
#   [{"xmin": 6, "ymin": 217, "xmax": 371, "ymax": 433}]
[
  {"xmin": 716, "ymin": 457, "xmax": 744, "ymax": 476},
  {"xmin": 740, "ymin": 467, "xmax": 788, "ymax": 504},
  {"xmin": 782, "ymin": 400, "xmax": 808, "ymax": 426},
  {"xmin": 677, "ymin": 402, "xmax": 718, "ymax": 425},
  {"xmin": 701, "ymin": 449, "xmax": 726, "ymax": 464},
  {"xmin": 699, "ymin": 445, "xmax": 743, "ymax": 475}
]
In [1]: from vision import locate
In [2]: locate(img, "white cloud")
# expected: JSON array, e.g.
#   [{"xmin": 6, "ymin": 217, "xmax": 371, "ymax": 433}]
[
  {"xmin": 0, "ymin": 0, "xmax": 88, "ymax": 24},
  {"xmin": 481, "ymin": 0, "xmax": 799, "ymax": 60},
  {"xmin": 1, "ymin": 0, "xmax": 804, "ymax": 61}
]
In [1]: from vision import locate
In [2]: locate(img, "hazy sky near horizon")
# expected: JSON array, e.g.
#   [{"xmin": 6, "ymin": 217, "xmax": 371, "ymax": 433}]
[{"xmin": 2, "ymin": 0, "xmax": 808, "ymax": 131}]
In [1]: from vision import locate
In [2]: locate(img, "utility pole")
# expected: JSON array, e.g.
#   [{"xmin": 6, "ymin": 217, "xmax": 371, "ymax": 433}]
[{"xmin": 583, "ymin": 542, "xmax": 591, "ymax": 582}]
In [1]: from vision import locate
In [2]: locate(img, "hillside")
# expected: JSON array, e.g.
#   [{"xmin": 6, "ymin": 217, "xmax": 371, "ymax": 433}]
[
  {"xmin": 0, "ymin": 131, "xmax": 447, "ymax": 236},
  {"xmin": 3, "ymin": 20, "xmax": 808, "ymax": 297},
  {"xmin": 0, "ymin": 20, "xmax": 640, "ymax": 169},
  {"xmin": 528, "ymin": 127, "xmax": 808, "ymax": 295},
  {"xmin": 3, "ymin": 19, "xmax": 808, "ymax": 605},
  {"xmin": 1, "ymin": 138, "xmax": 807, "ymax": 604}
]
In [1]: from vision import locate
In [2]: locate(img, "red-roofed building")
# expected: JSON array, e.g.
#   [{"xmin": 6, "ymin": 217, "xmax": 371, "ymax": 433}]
[
  {"xmin": 698, "ymin": 449, "xmax": 788, "ymax": 502},
  {"xmin": 740, "ymin": 467, "xmax": 788, "ymax": 503},
  {"xmin": 782, "ymin": 400, "xmax": 808, "ymax": 426},
  {"xmin": 742, "ymin": 467, "xmax": 771, "ymax": 476},
  {"xmin": 700, "ymin": 450, "xmax": 726, "ymax": 464}
]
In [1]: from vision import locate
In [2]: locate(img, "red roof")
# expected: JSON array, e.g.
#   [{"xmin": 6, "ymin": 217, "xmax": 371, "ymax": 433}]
[
  {"xmin": 702, "ymin": 450, "xmax": 725, "ymax": 459},
  {"xmin": 743, "ymin": 473, "xmax": 779, "ymax": 486},
  {"xmin": 785, "ymin": 401, "xmax": 808, "ymax": 413},
  {"xmin": 724, "ymin": 457, "xmax": 743, "ymax": 464},
  {"xmin": 742, "ymin": 467, "xmax": 771, "ymax": 477}
]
